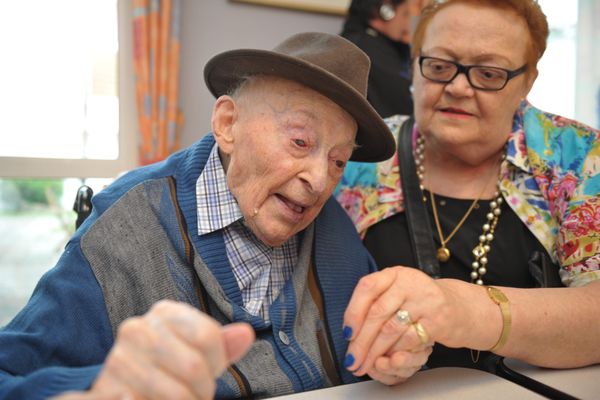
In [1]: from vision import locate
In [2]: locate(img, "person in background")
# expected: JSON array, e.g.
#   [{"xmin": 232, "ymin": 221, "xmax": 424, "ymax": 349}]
[
  {"xmin": 0, "ymin": 32, "xmax": 423, "ymax": 399},
  {"xmin": 336, "ymin": 0, "xmax": 600, "ymax": 383},
  {"xmin": 341, "ymin": 0, "xmax": 426, "ymax": 118}
]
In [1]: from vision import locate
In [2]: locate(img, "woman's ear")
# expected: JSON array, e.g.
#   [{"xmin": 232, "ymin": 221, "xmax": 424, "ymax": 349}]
[{"xmin": 211, "ymin": 95, "xmax": 237, "ymax": 154}]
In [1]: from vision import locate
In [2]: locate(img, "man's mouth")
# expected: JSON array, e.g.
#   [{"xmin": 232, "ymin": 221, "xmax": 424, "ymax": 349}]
[{"xmin": 276, "ymin": 194, "xmax": 307, "ymax": 214}]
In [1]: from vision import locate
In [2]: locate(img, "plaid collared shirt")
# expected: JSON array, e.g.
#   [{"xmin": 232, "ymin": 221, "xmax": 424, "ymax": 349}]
[{"xmin": 196, "ymin": 145, "xmax": 298, "ymax": 321}]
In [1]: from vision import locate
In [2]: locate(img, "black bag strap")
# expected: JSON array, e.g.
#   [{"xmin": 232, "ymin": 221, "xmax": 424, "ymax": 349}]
[
  {"xmin": 398, "ymin": 117, "xmax": 441, "ymax": 278},
  {"xmin": 527, "ymin": 251, "xmax": 564, "ymax": 288}
]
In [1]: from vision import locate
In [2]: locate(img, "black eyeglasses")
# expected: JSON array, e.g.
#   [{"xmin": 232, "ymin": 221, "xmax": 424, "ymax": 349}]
[{"xmin": 418, "ymin": 56, "xmax": 527, "ymax": 91}]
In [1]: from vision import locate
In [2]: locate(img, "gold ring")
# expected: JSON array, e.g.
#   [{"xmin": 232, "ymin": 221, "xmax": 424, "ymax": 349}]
[
  {"xmin": 395, "ymin": 309, "xmax": 412, "ymax": 325},
  {"xmin": 413, "ymin": 321, "xmax": 430, "ymax": 344}
]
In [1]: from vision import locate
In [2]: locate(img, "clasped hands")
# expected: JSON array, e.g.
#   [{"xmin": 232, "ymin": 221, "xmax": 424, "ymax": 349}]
[{"xmin": 342, "ymin": 266, "xmax": 462, "ymax": 385}]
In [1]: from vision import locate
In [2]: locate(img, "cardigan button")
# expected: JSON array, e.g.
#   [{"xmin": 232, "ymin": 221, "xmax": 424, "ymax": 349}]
[{"xmin": 278, "ymin": 330, "xmax": 290, "ymax": 345}]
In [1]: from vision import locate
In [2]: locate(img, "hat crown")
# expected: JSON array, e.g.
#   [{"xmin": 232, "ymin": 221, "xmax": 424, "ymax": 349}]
[
  {"xmin": 203, "ymin": 31, "xmax": 396, "ymax": 162},
  {"xmin": 273, "ymin": 32, "xmax": 370, "ymax": 98}
]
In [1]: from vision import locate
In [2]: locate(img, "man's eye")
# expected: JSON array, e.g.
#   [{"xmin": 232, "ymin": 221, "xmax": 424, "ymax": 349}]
[
  {"xmin": 334, "ymin": 160, "xmax": 346, "ymax": 168},
  {"xmin": 293, "ymin": 138, "xmax": 307, "ymax": 147}
]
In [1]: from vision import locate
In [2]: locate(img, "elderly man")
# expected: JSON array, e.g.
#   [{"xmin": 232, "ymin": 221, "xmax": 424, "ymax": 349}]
[{"xmin": 0, "ymin": 33, "xmax": 396, "ymax": 399}]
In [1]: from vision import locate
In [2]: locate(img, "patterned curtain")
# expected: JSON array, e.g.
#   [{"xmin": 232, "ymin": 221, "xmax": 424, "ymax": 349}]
[{"xmin": 133, "ymin": 0, "xmax": 182, "ymax": 165}]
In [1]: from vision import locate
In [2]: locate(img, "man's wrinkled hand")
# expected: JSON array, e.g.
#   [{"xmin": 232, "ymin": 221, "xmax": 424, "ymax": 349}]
[{"xmin": 55, "ymin": 300, "xmax": 254, "ymax": 400}]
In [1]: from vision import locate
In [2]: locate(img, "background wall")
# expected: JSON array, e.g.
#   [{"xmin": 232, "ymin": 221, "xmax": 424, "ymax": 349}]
[
  {"xmin": 178, "ymin": 0, "xmax": 344, "ymax": 148},
  {"xmin": 176, "ymin": 0, "xmax": 598, "ymax": 149}
]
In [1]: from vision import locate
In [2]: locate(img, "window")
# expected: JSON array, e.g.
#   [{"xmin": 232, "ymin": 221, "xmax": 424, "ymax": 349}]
[
  {"xmin": 0, "ymin": 0, "xmax": 135, "ymax": 326},
  {"xmin": 529, "ymin": 0, "xmax": 599, "ymax": 129},
  {"xmin": 0, "ymin": 177, "xmax": 111, "ymax": 326},
  {"xmin": 0, "ymin": 0, "xmax": 136, "ymax": 179}
]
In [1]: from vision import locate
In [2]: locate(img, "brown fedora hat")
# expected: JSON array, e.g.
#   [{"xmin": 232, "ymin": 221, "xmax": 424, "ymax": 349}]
[{"xmin": 203, "ymin": 32, "xmax": 395, "ymax": 162}]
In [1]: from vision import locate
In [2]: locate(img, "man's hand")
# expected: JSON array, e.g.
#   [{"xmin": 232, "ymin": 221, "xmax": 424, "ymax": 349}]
[
  {"xmin": 365, "ymin": 343, "xmax": 433, "ymax": 385},
  {"xmin": 53, "ymin": 300, "xmax": 254, "ymax": 400}
]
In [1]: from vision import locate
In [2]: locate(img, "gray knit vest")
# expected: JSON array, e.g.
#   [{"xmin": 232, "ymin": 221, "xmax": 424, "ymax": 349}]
[{"xmin": 82, "ymin": 178, "xmax": 339, "ymax": 398}]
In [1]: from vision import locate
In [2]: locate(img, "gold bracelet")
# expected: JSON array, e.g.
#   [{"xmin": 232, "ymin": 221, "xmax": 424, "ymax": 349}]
[{"xmin": 486, "ymin": 286, "xmax": 511, "ymax": 353}]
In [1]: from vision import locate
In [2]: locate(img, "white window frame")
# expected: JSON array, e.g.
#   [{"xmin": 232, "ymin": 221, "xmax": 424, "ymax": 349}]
[{"xmin": 0, "ymin": 0, "xmax": 137, "ymax": 179}]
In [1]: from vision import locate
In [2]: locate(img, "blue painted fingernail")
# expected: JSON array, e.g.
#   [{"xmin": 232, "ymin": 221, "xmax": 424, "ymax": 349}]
[
  {"xmin": 343, "ymin": 326, "xmax": 353, "ymax": 340},
  {"xmin": 344, "ymin": 353, "xmax": 355, "ymax": 369}
]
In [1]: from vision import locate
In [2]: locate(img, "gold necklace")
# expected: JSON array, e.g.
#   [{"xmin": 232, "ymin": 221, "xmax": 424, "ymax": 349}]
[
  {"xmin": 414, "ymin": 133, "xmax": 505, "ymax": 284},
  {"xmin": 414, "ymin": 133, "xmax": 505, "ymax": 364},
  {"xmin": 429, "ymin": 190, "xmax": 480, "ymax": 262}
]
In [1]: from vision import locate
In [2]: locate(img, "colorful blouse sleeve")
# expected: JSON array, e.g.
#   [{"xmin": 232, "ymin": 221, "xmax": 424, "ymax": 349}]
[{"xmin": 522, "ymin": 107, "xmax": 600, "ymax": 287}]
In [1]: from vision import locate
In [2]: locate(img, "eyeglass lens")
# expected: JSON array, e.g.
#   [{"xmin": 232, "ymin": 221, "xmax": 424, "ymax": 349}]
[{"xmin": 421, "ymin": 58, "xmax": 510, "ymax": 90}]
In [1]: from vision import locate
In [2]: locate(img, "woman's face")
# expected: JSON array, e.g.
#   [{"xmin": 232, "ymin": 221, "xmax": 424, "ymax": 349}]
[{"xmin": 412, "ymin": 3, "xmax": 537, "ymax": 162}]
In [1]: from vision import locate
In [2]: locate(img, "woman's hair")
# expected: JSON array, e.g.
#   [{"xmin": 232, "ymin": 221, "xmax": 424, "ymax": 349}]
[
  {"xmin": 411, "ymin": 0, "xmax": 549, "ymax": 70},
  {"xmin": 347, "ymin": 0, "xmax": 407, "ymax": 24}
]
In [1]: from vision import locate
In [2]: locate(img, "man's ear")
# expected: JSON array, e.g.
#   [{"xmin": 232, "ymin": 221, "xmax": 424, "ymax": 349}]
[{"xmin": 211, "ymin": 95, "xmax": 237, "ymax": 154}]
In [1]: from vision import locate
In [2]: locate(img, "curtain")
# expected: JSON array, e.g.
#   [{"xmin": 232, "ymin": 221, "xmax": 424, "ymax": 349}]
[{"xmin": 133, "ymin": 0, "xmax": 182, "ymax": 165}]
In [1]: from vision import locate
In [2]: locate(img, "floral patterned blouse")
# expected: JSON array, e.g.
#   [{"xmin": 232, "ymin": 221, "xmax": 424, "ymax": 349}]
[{"xmin": 335, "ymin": 101, "xmax": 600, "ymax": 287}]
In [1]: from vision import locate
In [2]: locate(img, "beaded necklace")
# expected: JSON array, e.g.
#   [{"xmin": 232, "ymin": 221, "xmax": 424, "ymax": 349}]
[{"xmin": 413, "ymin": 133, "xmax": 505, "ymax": 285}]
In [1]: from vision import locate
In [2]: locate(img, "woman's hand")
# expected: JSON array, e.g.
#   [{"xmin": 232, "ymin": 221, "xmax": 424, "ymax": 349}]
[{"xmin": 342, "ymin": 266, "xmax": 473, "ymax": 377}]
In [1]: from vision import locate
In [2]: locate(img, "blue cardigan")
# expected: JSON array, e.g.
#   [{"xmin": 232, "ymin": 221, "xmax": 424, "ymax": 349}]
[{"xmin": 0, "ymin": 134, "xmax": 377, "ymax": 399}]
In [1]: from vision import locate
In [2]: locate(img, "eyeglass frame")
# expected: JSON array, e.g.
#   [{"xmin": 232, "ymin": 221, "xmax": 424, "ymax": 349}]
[{"xmin": 418, "ymin": 56, "xmax": 528, "ymax": 91}]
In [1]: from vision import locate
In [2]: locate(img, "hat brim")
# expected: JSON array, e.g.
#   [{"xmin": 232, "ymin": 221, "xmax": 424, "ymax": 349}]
[{"xmin": 204, "ymin": 49, "xmax": 395, "ymax": 162}]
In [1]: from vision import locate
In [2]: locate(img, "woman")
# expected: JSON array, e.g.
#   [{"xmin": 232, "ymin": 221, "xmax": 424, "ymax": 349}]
[
  {"xmin": 336, "ymin": 0, "xmax": 600, "ymax": 384},
  {"xmin": 340, "ymin": 0, "xmax": 415, "ymax": 117}
]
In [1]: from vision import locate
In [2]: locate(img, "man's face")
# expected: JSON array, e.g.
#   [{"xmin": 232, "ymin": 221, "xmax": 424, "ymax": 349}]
[{"xmin": 213, "ymin": 77, "xmax": 357, "ymax": 247}]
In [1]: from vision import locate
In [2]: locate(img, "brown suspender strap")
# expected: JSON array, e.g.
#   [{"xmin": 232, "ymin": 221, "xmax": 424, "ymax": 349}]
[
  {"xmin": 228, "ymin": 364, "xmax": 252, "ymax": 399},
  {"xmin": 307, "ymin": 257, "xmax": 343, "ymax": 386},
  {"xmin": 168, "ymin": 177, "xmax": 252, "ymax": 397},
  {"xmin": 168, "ymin": 177, "xmax": 210, "ymax": 311}
]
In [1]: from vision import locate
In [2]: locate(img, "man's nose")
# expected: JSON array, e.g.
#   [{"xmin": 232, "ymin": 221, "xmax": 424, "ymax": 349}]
[{"xmin": 299, "ymin": 156, "xmax": 329, "ymax": 195}]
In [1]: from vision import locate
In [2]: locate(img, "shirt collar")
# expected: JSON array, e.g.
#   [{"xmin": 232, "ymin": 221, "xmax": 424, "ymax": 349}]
[
  {"xmin": 505, "ymin": 100, "xmax": 532, "ymax": 174},
  {"xmin": 196, "ymin": 144, "xmax": 243, "ymax": 235}
]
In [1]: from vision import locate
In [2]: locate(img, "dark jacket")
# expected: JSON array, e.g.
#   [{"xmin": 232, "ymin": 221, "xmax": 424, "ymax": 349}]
[{"xmin": 341, "ymin": 18, "xmax": 413, "ymax": 117}]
